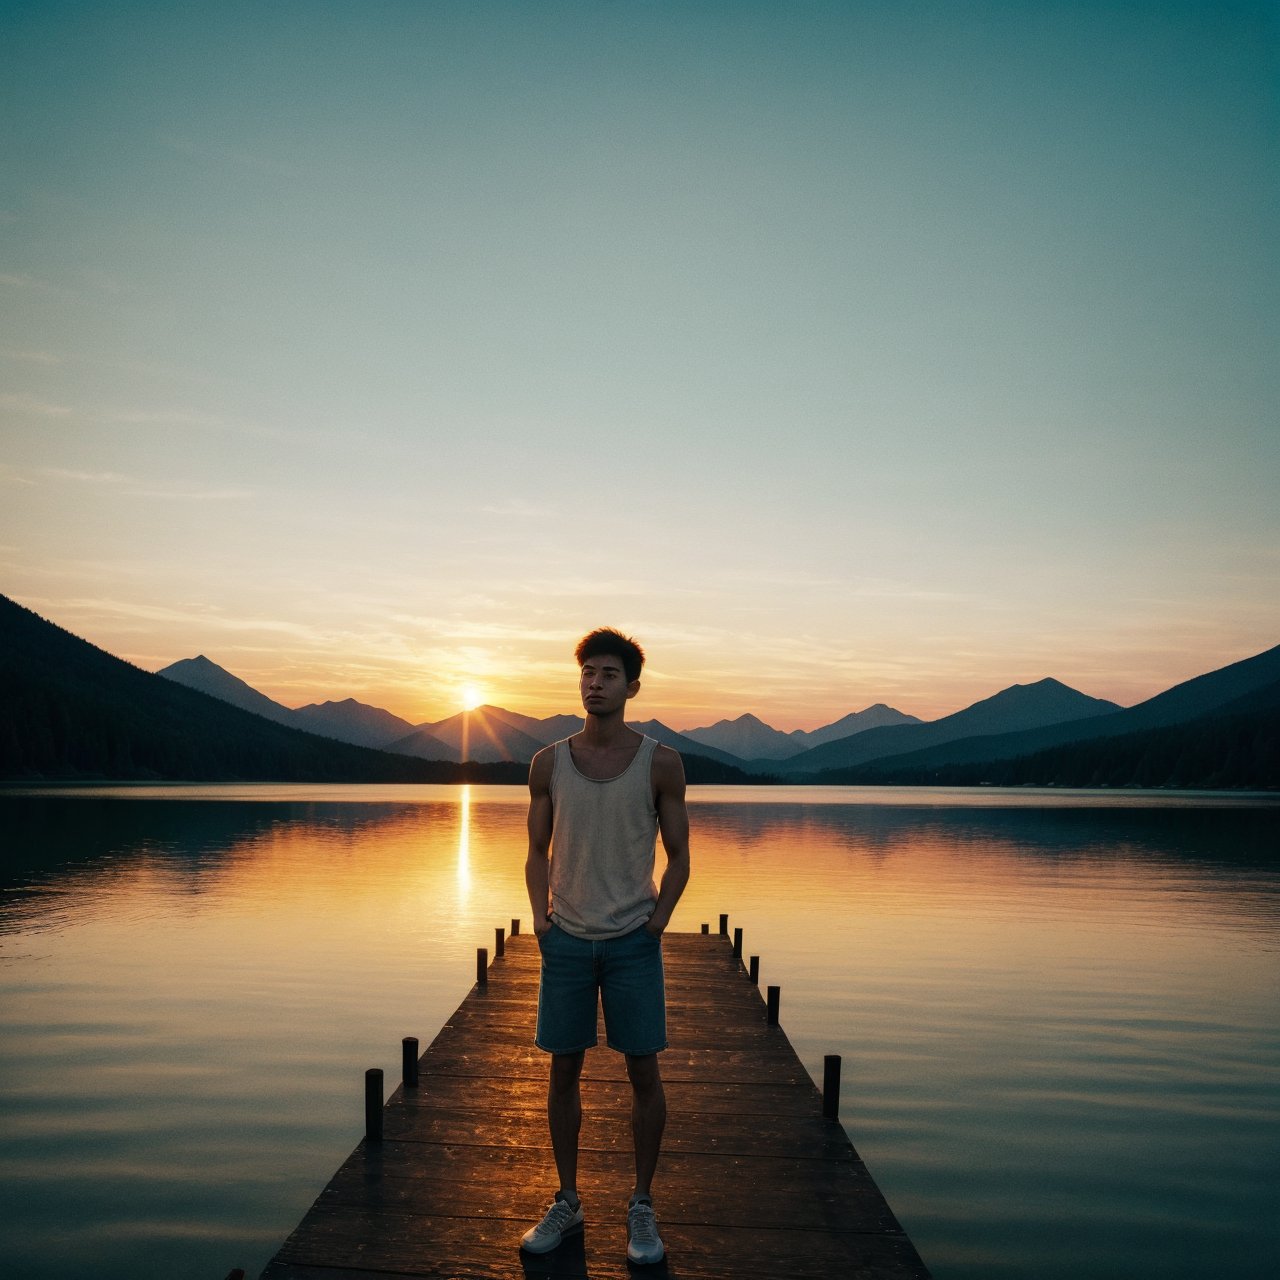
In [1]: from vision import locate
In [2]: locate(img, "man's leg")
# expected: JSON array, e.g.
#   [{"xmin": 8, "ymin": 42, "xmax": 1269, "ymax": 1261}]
[
  {"xmin": 548, "ymin": 1050, "xmax": 585, "ymax": 1199},
  {"xmin": 625, "ymin": 1052, "xmax": 666, "ymax": 1199}
]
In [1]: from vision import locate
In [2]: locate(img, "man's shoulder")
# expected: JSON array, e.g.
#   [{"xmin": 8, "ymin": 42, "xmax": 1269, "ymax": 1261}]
[
  {"xmin": 650, "ymin": 741, "xmax": 686, "ymax": 783},
  {"xmin": 528, "ymin": 742, "xmax": 558, "ymax": 788}
]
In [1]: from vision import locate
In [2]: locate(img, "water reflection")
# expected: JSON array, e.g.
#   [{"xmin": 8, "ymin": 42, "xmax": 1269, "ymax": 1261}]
[
  {"xmin": 457, "ymin": 784, "xmax": 472, "ymax": 897},
  {"xmin": 0, "ymin": 787, "xmax": 1277, "ymax": 1280}
]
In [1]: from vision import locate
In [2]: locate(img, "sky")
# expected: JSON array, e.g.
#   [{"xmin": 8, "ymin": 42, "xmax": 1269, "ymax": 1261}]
[{"xmin": 2, "ymin": 0, "xmax": 1277, "ymax": 731}]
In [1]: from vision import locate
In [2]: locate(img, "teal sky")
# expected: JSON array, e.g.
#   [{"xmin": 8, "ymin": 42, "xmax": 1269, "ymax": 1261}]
[{"xmin": 2, "ymin": 1, "xmax": 1277, "ymax": 727}]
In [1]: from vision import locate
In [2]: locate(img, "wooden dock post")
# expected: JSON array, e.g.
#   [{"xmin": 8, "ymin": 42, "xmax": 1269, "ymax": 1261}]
[
  {"xmin": 732, "ymin": 925, "xmax": 743, "ymax": 960},
  {"xmin": 823, "ymin": 1053, "xmax": 842, "ymax": 1119},
  {"xmin": 749, "ymin": 954, "xmax": 760, "ymax": 984},
  {"xmin": 476, "ymin": 946, "xmax": 487, "ymax": 984},
  {"xmin": 718, "ymin": 911, "xmax": 729, "ymax": 936},
  {"xmin": 263, "ymin": 927, "xmax": 930, "ymax": 1279},
  {"xmin": 510, "ymin": 917, "xmax": 520, "ymax": 936},
  {"xmin": 767, "ymin": 983, "xmax": 781, "ymax": 1025},
  {"xmin": 402, "ymin": 1037, "xmax": 419, "ymax": 1089},
  {"xmin": 363, "ymin": 1068, "xmax": 383, "ymax": 1142},
  {"xmin": 700, "ymin": 922, "xmax": 709, "ymax": 934},
  {"xmin": 495, "ymin": 925, "xmax": 505, "ymax": 958}
]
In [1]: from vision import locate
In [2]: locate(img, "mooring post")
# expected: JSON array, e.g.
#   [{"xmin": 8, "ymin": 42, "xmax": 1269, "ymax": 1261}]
[
  {"xmin": 823, "ymin": 1054, "xmax": 842, "ymax": 1119},
  {"xmin": 749, "ymin": 955, "xmax": 760, "ymax": 985},
  {"xmin": 733, "ymin": 926, "xmax": 743, "ymax": 960},
  {"xmin": 700, "ymin": 922, "xmax": 709, "ymax": 934},
  {"xmin": 476, "ymin": 947, "xmax": 488, "ymax": 984},
  {"xmin": 364, "ymin": 1068, "xmax": 384, "ymax": 1142},
  {"xmin": 767, "ymin": 984, "xmax": 781, "ymax": 1025},
  {"xmin": 495, "ymin": 925, "xmax": 505, "ymax": 958},
  {"xmin": 511, "ymin": 917, "xmax": 521, "ymax": 936},
  {"xmin": 402, "ymin": 1037, "xmax": 419, "ymax": 1089},
  {"xmin": 719, "ymin": 912, "xmax": 729, "ymax": 936}
]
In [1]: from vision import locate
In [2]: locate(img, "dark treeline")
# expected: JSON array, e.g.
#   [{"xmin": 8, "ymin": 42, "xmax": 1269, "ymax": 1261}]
[
  {"xmin": 7, "ymin": 591, "xmax": 1269, "ymax": 791},
  {"xmin": 0, "ymin": 595, "xmax": 759, "ymax": 785},
  {"xmin": 0, "ymin": 595, "xmax": 509, "ymax": 782},
  {"xmin": 820, "ymin": 691, "xmax": 1280, "ymax": 791}
]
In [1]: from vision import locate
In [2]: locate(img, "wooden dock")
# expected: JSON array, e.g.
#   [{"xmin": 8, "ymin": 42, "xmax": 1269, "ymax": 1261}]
[{"xmin": 258, "ymin": 925, "xmax": 930, "ymax": 1279}]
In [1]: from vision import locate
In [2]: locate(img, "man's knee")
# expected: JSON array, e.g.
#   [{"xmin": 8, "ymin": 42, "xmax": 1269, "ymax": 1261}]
[
  {"xmin": 625, "ymin": 1052, "xmax": 662, "ymax": 1097},
  {"xmin": 550, "ymin": 1051, "xmax": 585, "ymax": 1096}
]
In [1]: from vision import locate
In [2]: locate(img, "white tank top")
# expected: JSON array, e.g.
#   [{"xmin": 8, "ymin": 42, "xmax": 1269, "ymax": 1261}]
[{"xmin": 548, "ymin": 735, "xmax": 659, "ymax": 939}]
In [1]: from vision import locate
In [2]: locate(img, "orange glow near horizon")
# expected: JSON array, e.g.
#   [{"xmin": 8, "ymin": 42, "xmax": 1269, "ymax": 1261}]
[{"xmin": 100, "ymin": 608, "xmax": 1275, "ymax": 735}]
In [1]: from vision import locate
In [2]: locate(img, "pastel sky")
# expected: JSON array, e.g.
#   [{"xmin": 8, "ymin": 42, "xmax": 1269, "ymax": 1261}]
[{"xmin": 3, "ymin": 1, "xmax": 1276, "ymax": 730}]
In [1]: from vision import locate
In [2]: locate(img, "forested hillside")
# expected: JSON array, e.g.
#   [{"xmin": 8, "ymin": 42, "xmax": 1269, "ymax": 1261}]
[
  {"xmin": 0, "ymin": 595, "xmax": 470, "ymax": 782},
  {"xmin": 0, "ymin": 595, "xmax": 758, "ymax": 784},
  {"xmin": 822, "ymin": 682, "xmax": 1280, "ymax": 790}
]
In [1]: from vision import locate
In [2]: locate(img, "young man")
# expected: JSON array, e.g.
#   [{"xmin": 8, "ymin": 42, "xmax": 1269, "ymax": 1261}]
[{"xmin": 521, "ymin": 627, "xmax": 691, "ymax": 1266}]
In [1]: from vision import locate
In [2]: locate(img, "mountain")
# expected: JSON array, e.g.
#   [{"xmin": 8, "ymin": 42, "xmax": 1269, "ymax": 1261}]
[
  {"xmin": 161, "ymin": 657, "xmax": 419, "ymax": 751},
  {"xmin": 792, "ymin": 704, "xmax": 923, "ymax": 748},
  {"xmin": 627, "ymin": 719, "xmax": 749, "ymax": 769},
  {"xmin": 150, "ymin": 657, "xmax": 745, "ymax": 767},
  {"xmin": 157, "ymin": 655, "xmax": 296, "ymax": 726},
  {"xmin": 684, "ymin": 706, "xmax": 923, "ymax": 761},
  {"xmin": 389, "ymin": 706, "xmax": 548, "ymax": 763},
  {"xmin": 815, "ymin": 642, "xmax": 1280, "ymax": 782},
  {"xmin": 828, "ymin": 677, "xmax": 1280, "ymax": 790},
  {"xmin": 291, "ymin": 698, "xmax": 416, "ymax": 749},
  {"xmin": 684, "ymin": 713, "xmax": 805, "ymax": 760},
  {"xmin": 383, "ymin": 725, "xmax": 471, "ymax": 763},
  {"xmin": 484, "ymin": 706, "xmax": 585, "ymax": 745},
  {"xmin": 778, "ymin": 678, "xmax": 1121, "ymax": 775},
  {"xmin": 0, "ymin": 595, "xmax": 465, "ymax": 782}
]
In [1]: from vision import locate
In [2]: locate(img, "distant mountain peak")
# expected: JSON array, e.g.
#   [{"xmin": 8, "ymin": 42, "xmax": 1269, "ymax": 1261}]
[{"xmin": 157, "ymin": 654, "xmax": 297, "ymax": 727}]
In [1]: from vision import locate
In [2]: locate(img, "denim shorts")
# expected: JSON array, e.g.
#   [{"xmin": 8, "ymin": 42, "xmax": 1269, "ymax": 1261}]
[{"xmin": 535, "ymin": 921, "xmax": 667, "ymax": 1056}]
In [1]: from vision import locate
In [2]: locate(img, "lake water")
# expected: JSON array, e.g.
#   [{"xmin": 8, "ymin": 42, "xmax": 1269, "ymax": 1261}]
[{"xmin": 1, "ymin": 785, "xmax": 1277, "ymax": 1279}]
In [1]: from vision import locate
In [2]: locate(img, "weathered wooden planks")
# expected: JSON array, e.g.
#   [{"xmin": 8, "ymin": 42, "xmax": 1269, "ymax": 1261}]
[{"xmin": 260, "ymin": 930, "xmax": 930, "ymax": 1279}]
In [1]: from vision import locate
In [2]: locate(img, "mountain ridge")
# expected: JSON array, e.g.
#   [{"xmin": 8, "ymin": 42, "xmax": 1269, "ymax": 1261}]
[
  {"xmin": 0, "ymin": 595, "xmax": 762, "ymax": 784},
  {"xmin": 683, "ymin": 705, "xmax": 921, "ymax": 760},
  {"xmin": 773, "ymin": 677, "xmax": 1123, "ymax": 775},
  {"xmin": 812, "ymin": 643, "xmax": 1280, "ymax": 782},
  {"xmin": 11, "ymin": 593, "xmax": 1273, "ymax": 788}
]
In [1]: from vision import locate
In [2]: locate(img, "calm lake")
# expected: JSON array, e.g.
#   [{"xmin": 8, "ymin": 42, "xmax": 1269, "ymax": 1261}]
[{"xmin": 1, "ymin": 785, "xmax": 1277, "ymax": 1279}]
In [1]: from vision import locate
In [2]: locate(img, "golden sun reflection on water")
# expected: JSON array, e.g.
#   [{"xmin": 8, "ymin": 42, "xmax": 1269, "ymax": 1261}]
[{"xmin": 456, "ymin": 784, "xmax": 472, "ymax": 897}]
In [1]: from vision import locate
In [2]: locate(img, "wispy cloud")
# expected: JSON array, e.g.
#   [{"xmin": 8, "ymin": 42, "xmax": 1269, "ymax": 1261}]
[
  {"xmin": 1, "ymin": 348, "xmax": 62, "ymax": 365},
  {"xmin": 0, "ymin": 464, "xmax": 37, "ymax": 487},
  {"xmin": 43, "ymin": 468, "xmax": 132, "ymax": 484},
  {"xmin": 1, "ymin": 465, "xmax": 252, "ymax": 500},
  {"xmin": 44, "ymin": 595, "xmax": 316, "ymax": 640},
  {"xmin": 0, "ymin": 391, "xmax": 73, "ymax": 417},
  {"xmin": 101, "ymin": 408, "xmax": 228, "ymax": 428},
  {"xmin": 97, "ymin": 406, "xmax": 302, "ymax": 444},
  {"xmin": 127, "ymin": 484, "xmax": 255, "ymax": 502},
  {"xmin": 479, "ymin": 498, "xmax": 561, "ymax": 519}
]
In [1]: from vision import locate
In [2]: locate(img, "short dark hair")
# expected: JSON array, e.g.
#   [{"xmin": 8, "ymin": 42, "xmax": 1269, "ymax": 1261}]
[{"xmin": 575, "ymin": 627, "xmax": 645, "ymax": 683}]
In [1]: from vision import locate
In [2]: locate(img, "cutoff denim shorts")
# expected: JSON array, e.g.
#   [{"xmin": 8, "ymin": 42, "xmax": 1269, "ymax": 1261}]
[{"xmin": 535, "ymin": 921, "xmax": 667, "ymax": 1056}]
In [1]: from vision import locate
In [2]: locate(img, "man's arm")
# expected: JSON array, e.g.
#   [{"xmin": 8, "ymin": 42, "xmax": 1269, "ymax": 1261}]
[
  {"xmin": 525, "ymin": 746, "xmax": 555, "ymax": 937},
  {"xmin": 646, "ymin": 744, "xmax": 690, "ymax": 935}
]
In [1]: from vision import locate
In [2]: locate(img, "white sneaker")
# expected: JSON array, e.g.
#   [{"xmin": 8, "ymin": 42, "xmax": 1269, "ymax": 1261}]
[
  {"xmin": 626, "ymin": 1195, "xmax": 664, "ymax": 1265},
  {"xmin": 520, "ymin": 1193, "xmax": 584, "ymax": 1254}
]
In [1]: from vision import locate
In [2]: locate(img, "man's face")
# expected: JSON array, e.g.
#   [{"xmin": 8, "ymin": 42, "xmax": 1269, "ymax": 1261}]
[{"xmin": 579, "ymin": 654, "xmax": 638, "ymax": 716}]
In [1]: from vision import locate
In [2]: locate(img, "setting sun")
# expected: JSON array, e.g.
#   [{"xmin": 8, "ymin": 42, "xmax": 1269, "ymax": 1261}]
[{"xmin": 460, "ymin": 684, "xmax": 484, "ymax": 712}]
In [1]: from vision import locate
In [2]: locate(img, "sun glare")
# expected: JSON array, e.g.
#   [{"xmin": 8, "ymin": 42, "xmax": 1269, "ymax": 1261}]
[{"xmin": 461, "ymin": 684, "xmax": 484, "ymax": 712}]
